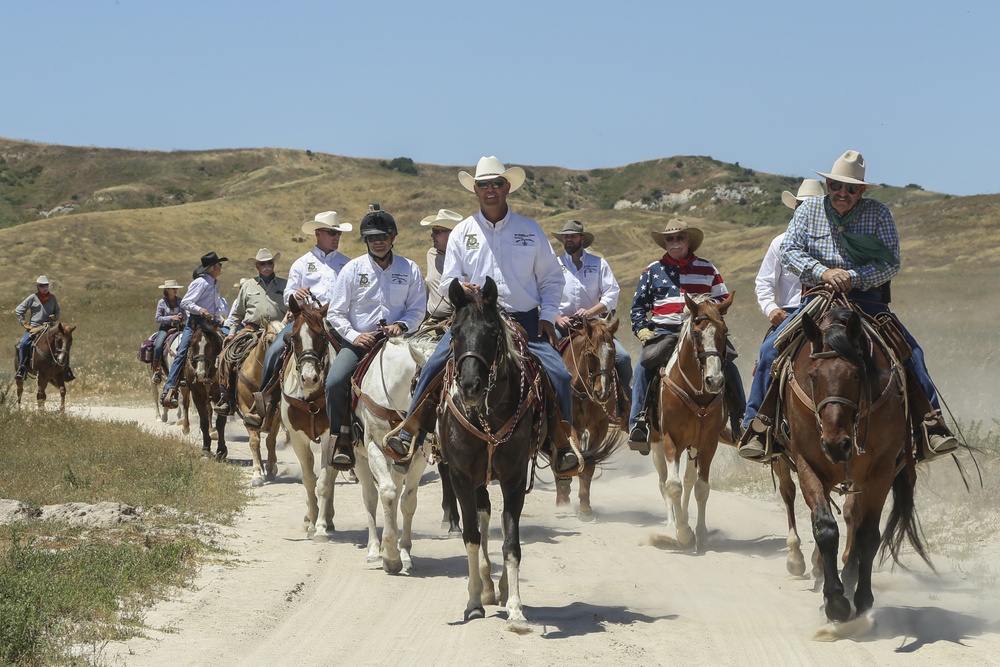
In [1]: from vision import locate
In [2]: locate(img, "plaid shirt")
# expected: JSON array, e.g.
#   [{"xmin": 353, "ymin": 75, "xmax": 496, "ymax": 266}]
[{"xmin": 780, "ymin": 196, "xmax": 900, "ymax": 291}]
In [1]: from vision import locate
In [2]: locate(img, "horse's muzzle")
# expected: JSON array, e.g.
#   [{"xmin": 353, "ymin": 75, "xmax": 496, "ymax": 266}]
[{"xmin": 821, "ymin": 435, "xmax": 854, "ymax": 464}]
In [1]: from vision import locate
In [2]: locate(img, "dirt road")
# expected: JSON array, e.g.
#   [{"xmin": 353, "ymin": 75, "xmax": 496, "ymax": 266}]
[{"xmin": 69, "ymin": 404, "xmax": 1000, "ymax": 667}]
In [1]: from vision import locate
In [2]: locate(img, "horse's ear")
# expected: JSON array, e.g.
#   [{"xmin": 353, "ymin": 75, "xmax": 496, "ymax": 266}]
[
  {"xmin": 481, "ymin": 277, "xmax": 498, "ymax": 308},
  {"xmin": 846, "ymin": 311, "xmax": 862, "ymax": 342},
  {"xmin": 65, "ymin": 325, "xmax": 76, "ymax": 334},
  {"xmin": 608, "ymin": 318, "xmax": 619, "ymax": 335},
  {"xmin": 319, "ymin": 303, "xmax": 329, "ymax": 319},
  {"xmin": 448, "ymin": 279, "xmax": 466, "ymax": 309},
  {"xmin": 718, "ymin": 292, "xmax": 734, "ymax": 316},
  {"xmin": 288, "ymin": 297, "xmax": 301, "ymax": 315},
  {"xmin": 683, "ymin": 292, "xmax": 698, "ymax": 315},
  {"xmin": 802, "ymin": 312, "xmax": 822, "ymax": 350}
]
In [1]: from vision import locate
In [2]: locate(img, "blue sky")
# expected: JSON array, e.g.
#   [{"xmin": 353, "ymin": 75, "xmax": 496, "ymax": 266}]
[{"xmin": 3, "ymin": 0, "xmax": 997, "ymax": 196}]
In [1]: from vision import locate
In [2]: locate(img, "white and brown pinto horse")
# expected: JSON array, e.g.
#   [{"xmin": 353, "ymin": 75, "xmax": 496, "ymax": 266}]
[
  {"xmin": 354, "ymin": 334, "xmax": 438, "ymax": 573},
  {"xmin": 649, "ymin": 293, "xmax": 733, "ymax": 553},
  {"xmin": 279, "ymin": 299, "xmax": 339, "ymax": 539},
  {"xmin": 14, "ymin": 322, "xmax": 75, "ymax": 411}
]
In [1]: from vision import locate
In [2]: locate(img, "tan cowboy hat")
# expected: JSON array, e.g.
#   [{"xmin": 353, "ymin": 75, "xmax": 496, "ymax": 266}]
[
  {"xmin": 458, "ymin": 156, "xmax": 526, "ymax": 193},
  {"xmin": 247, "ymin": 248, "xmax": 281, "ymax": 267},
  {"xmin": 35, "ymin": 275, "xmax": 50, "ymax": 285},
  {"xmin": 158, "ymin": 279, "xmax": 182, "ymax": 289},
  {"xmin": 651, "ymin": 218, "xmax": 704, "ymax": 253},
  {"xmin": 419, "ymin": 209, "xmax": 464, "ymax": 229},
  {"xmin": 302, "ymin": 210, "xmax": 353, "ymax": 234},
  {"xmin": 813, "ymin": 150, "xmax": 882, "ymax": 189},
  {"xmin": 781, "ymin": 179, "xmax": 826, "ymax": 209},
  {"xmin": 552, "ymin": 219, "xmax": 595, "ymax": 249}
]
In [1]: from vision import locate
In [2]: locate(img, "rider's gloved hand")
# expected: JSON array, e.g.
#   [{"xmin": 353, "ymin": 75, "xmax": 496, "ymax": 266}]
[{"xmin": 636, "ymin": 328, "xmax": 657, "ymax": 345}]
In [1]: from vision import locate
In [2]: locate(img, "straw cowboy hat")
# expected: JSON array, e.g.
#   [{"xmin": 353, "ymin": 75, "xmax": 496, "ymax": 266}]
[
  {"xmin": 36, "ymin": 275, "xmax": 50, "ymax": 285},
  {"xmin": 458, "ymin": 156, "xmax": 526, "ymax": 193},
  {"xmin": 158, "ymin": 279, "xmax": 182, "ymax": 289},
  {"xmin": 781, "ymin": 179, "xmax": 826, "ymax": 209},
  {"xmin": 247, "ymin": 248, "xmax": 281, "ymax": 267},
  {"xmin": 419, "ymin": 209, "xmax": 464, "ymax": 229},
  {"xmin": 302, "ymin": 210, "xmax": 353, "ymax": 234},
  {"xmin": 552, "ymin": 219, "xmax": 595, "ymax": 249},
  {"xmin": 813, "ymin": 150, "xmax": 881, "ymax": 189},
  {"xmin": 651, "ymin": 219, "xmax": 704, "ymax": 253}
]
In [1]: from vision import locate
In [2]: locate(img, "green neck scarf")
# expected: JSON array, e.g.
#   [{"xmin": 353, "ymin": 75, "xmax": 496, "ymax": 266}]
[{"xmin": 824, "ymin": 197, "xmax": 899, "ymax": 268}]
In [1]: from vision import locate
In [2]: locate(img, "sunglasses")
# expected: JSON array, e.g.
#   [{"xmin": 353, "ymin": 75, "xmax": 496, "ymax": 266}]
[
  {"xmin": 663, "ymin": 235, "xmax": 688, "ymax": 243},
  {"xmin": 365, "ymin": 233, "xmax": 390, "ymax": 242},
  {"xmin": 475, "ymin": 178, "xmax": 507, "ymax": 190},
  {"xmin": 431, "ymin": 228, "xmax": 450, "ymax": 235},
  {"xmin": 827, "ymin": 180, "xmax": 861, "ymax": 195},
  {"xmin": 317, "ymin": 229, "xmax": 342, "ymax": 236}
]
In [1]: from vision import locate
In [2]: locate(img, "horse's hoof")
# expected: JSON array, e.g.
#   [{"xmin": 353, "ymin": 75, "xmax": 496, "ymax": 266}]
[
  {"xmin": 786, "ymin": 556, "xmax": 807, "ymax": 577},
  {"xmin": 578, "ymin": 509, "xmax": 595, "ymax": 523},
  {"xmin": 215, "ymin": 450, "xmax": 228, "ymax": 462},
  {"xmin": 200, "ymin": 449, "xmax": 212, "ymax": 459},
  {"xmin": 383, "ymin": 559, "xmax": 403, "ymax": 575},
  {"xmin": 465, "ymin": 606, "xmax": 485, "ymax": 621},
  {"xmin": 825, "ymin": 596, "xmax": 852, "ymax": 623},
  {"xmin": 251, "ymin": 476, "xmax": 264, "ymax": 488}
]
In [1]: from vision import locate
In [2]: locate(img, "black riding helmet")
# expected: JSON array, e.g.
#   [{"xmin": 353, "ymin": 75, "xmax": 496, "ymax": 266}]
[{"xmin": 359, "ymin": 203, "xmax": 397, "ymax": 238}]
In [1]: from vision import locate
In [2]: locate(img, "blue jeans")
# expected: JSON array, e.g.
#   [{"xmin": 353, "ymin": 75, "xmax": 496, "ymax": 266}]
[
  {"xmin": 17, "ymin": 331, "xmax": 31, "ymax": 368},
  {"xmin": 162, "ymin": 316, "xmax": 227, "ymax": 395},
  {"xmin": 743, "ymin": 296, "xmax": 939, "ymax": 430},
  {"xmin": 405, "ymin": 311, "xmax": 574, "ymax": 427},
  {"xmin": 153, "ymin": 327, "xmax": 170, "ymax": 361},
  {"xmin": 259, "ymin": 322, "xmax": 293, "ymax": 391},
  {"xmin": 326, "ymin": 340, "xmax": 365, "ymax": 435},
  {"xmin": 613, "ymin": 338, "xmax": 633, "ymax": 404}
]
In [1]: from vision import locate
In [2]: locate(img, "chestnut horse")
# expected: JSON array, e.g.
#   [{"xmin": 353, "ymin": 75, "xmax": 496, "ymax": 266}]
[
  {"xmin": 649, "ymin": 293, "xmax": 733, "ymax": 553},
  {"xmin": 14, "ymin": 322, "xmax": 75, "ymax": 411},
  {"xmin": 781, "ymin": 306, "xmax": 927, "ymax": 623},
  {"xmin": 555, "ymin": 317, "xmax": 626, "ymax": 521},
  {"xmin": 182, "ymin": 320, "xmax": 227, "ymax": 460},
  {"xmin": 231, "ymin": 321, "xmax": 285, "ymax": 487}
]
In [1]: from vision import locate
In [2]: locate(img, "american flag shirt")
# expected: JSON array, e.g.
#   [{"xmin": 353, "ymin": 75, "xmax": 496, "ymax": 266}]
[
  {"xmin": 630, "ymin": 253, "xmax": 728, "ymax": 335},
  {"xmin": 780, "ymin": 196, "xmax": 900, "ymax": 291}
]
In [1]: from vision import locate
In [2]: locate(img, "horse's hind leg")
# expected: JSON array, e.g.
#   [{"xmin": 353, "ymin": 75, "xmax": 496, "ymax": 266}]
[
  {"xmin": 15, "ymin": 378, "xmax": 24, "ymax": 407},
  {"xmin": 58, "ymin": 381, "xmax": 67, "ymax": 412},
  {"xmin": 439, "ymin": 461, "xmax": 461, "ymax": 534},
  {"xmin": 455, "ymin": 482, "xmax": 488, "ymax": 621},
  {"xmin": 36, "ymin": 379, "xmax": 47, "ymax": 411},
  {"xmin": 398, "ymin": 457, "xmax": 428, "ymax": 572},
  {"xmin": 264, "ymin": 420, "xmax": 279, "ymax": 482},
  {"xmin": 555, "ymin": 477, "xmax": 572, "ymax": 508}
]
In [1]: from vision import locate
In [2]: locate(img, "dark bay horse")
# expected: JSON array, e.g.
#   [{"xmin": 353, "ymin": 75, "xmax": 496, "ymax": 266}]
[
  {"xmin": 14, "ymin": 322, "xmax": 75, "ymax": 411},
  {"xmin": 555, "ymin": 316, "xmax": 625, "ymax": 521},
  {"xmin": 440, "ymin": 277, "xmax": 614, "ymax": 623},
  {"xmin": 183, "ymin": 320, "xmax": 227, "ymax": 460},
  {"xmin": 649, "ymin": 293, "xmax": 733, "ymax": 553},
  {"xmin": 782, "ymin": 306, "xmax": 926, "ymax": 623}
]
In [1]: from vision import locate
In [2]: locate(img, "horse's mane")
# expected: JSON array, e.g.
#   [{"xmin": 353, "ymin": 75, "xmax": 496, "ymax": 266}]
[
  {"xmin": 823, "ymin": 308, "xmax": 870, "ymax": 371},
  {"xmin": 297, "ymin": 303, "xmax": 327, "ymax": 332}
]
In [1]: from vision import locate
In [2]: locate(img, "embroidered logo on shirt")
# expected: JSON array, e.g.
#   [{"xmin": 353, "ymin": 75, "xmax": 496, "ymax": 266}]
[
  {"xmin": 465, "ymin": 234, "xmax": 480, "ymax": 250},
  {"xmin": 307, "ymin": 261, "xmax": 317, "ymax": 273},
  {"xmin": 390, "ymin": 273, "xmax": 408, "ymax": 285},
  {"xmin": 359, "ymin": 273, "xmax": 370, "ymax": 287},
  {"xmin": 513, "ymin": 233, "xmax": 535, "ymax": 246}
]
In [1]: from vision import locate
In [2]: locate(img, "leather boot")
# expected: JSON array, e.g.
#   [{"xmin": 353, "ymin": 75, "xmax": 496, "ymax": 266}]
[
  {"xmin": 738, "ymin": 381, "xmax": 780, "ymax": 461},
  {"xmin": 385, "ymin": 400, "xmax": 429, "ymax": 462},
  {"xmin": 331, "ymin": 428, "xmax": 355, "ymax": 470},
  {"xmin": 553, "ymin": 419, "xmax": 581, "ymax": 477},
  {"xmin": 152, "ymin": 360, "xmax": 163, "ymax": 384},
  {"xmin": 918, "ymin": 410, "xmax": 959, "ymax": 462}
]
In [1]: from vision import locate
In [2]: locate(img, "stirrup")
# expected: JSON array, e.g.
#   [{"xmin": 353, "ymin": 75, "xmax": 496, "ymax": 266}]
[{"xmin": 553, "ymin": 447, "xmax": 581, "ymax": 478}]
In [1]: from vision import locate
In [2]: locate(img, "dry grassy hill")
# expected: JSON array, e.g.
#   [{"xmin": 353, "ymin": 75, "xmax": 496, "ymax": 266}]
[{"xmin": 1, "ymin": 138, "xmax": 997, "ymax": 422}]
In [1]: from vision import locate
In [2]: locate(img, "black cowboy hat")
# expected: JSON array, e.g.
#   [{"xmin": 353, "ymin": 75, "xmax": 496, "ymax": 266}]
[{"xmin": 194, "ymin": 251, "xmax": 228, "ymax": 277}]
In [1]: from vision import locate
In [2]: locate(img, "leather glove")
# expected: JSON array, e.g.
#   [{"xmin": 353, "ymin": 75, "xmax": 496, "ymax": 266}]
[{"xmin": 636, "ymin": 328, "xmax": 657, "ymax": 345}]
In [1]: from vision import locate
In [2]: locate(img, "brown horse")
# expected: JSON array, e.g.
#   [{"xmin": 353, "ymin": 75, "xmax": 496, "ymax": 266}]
[
  {"xmin": 780, "ymin": 306, "xmax": 926, "ymax": 623},
  {"xmin": 555, "ymin": 317, "xmax": 626, "ymax": 521},
  {"xmin": 649, "ymin": 293, "xmax": 733, "ymax": 553},
  {"xmin": 14, "ymin": 322, "xmax": 76, "ymax": 411},
  {"xmin": 230, "ymin": 321, "xmax": 285, "ymax": 487},
  {"xmin": 182, "ymin": 320, "xmax": 228, "ymax": 460}
]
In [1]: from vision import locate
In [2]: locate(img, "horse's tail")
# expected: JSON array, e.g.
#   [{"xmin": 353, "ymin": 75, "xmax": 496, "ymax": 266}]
[
  {"xmin": 578, "ymin": 427, "xmax": 625, "ymax": 468},
  {"xmin": 879, "ymin": 464, "xmax": 934, "ymax": 571}
]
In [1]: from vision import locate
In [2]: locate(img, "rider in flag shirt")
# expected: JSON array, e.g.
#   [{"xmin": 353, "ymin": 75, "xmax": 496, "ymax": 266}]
[{"xmin": 627, "ymin": 219, "xmax": 745, "ymax": 449}]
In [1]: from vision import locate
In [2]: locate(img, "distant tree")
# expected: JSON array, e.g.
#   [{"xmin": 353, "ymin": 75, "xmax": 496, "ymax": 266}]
[
  {"xmin": 905, "ymin": 183, "xmax": 924, "ymax": 190},
  {"xmin": 379, "ymin": 157, "xmax": 419, "ymax": 176}
]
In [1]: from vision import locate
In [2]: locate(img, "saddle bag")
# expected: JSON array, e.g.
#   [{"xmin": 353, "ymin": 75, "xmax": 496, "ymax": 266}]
[
  {"xmin": 137, "ymin": 336, "xmax": 156, "ymax": 364},
  {"xmin": 872, "ymin": 312, "xmax": 912, "ymax": 363},
  {"xmin": 639, "ymin": 333, "xmax": 679, "ymax": 371}
]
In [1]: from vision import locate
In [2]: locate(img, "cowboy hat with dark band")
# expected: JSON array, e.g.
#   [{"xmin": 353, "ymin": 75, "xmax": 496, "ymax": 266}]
[
  {"xmin": 651, "ymin": 219, "xmax": 704, "ymax": 253},
  {"xmin": 552, "ymin": 219, "xmax": 595, "ymax": 249},
  {"xmin": 194, "ymin": 251, "xmax": 228, "ymax": 276}
]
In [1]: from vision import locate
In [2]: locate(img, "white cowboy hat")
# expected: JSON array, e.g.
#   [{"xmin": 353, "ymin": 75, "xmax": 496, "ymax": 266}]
[
  {"xmin": 419, "ymin": 209, "xmax": 464, "ymax": 229},
  {"xmin": 781, "ymin": 179, "xmax": 826, "ymax": 209},
  {"xmin": 302, "ymin": 210, "xmax": 353, "ymax": 234},
  {"xmin": 158, "ymin": 279, "xmax": 182, "ymax": 289},
  {"xmin": 247, "ymin": 248, "xmax": 281, "ymax": 267},
  {"xmin": 458, "ymin": 156, "xmax": 526, "ymax": 193},
  {"xmin": 651, "ymin": 218, "xmax": 704, "ymax": 253},
  {"xmin": 552, "ymin": 219, "xmax": 595, "ymax": 249},
  {"xmin": 813, "ymin": 150, "xmax": 882, "ymax": 189},
  {"xmin": 35, "ymin": 275, "xmax": 50, "ymax": 285}
]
